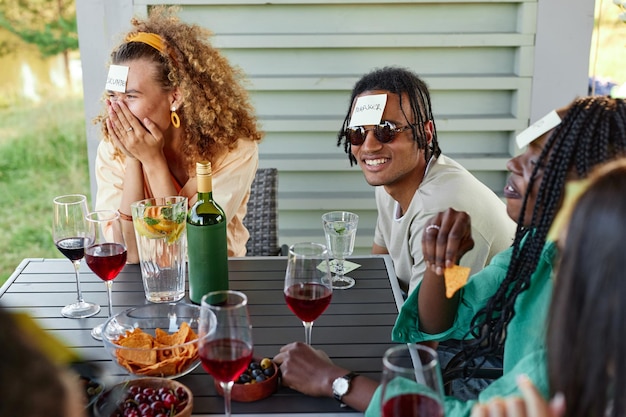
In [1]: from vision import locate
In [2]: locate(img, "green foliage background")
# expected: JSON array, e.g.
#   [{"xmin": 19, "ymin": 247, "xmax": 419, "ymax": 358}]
[
  {"xmin": 0, "ymin": 97, "xmax": 90, "ymax": 285},
  {"xmin": 0, "ymin": 0, "xmax": 77, "ymax": 57}
]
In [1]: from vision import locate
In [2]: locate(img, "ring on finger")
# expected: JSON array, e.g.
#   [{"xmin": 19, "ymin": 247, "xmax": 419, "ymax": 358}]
[
  {"xmin": 426, "ymin": 224, "xmax": 441, "ymax": 233},
  {"xmin": 126, "ymin": 127, "xmax": 133, "ymax": 132}
]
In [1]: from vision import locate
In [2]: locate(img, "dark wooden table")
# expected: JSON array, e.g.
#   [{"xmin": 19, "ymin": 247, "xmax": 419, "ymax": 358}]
[{"xmin": 0, "ymin": 255, "xmax": 404, "ymax": 416}]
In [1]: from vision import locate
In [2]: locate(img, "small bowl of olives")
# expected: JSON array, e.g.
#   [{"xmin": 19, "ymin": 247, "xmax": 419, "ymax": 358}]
[{"xmin": 215, "ymin": 357, "xmax": 279, "ymax": 402}]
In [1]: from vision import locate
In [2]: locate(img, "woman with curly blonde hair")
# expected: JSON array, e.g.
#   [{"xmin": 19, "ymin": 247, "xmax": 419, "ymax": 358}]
[{"xmin": 95, "ymin": 6, "xmax": 263, "ymax": 262}]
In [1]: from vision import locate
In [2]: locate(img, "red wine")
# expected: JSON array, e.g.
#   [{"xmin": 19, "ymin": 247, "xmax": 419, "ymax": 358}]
[
  {"xmin": 284, "ymin": 283, "xmax": 332, "ymax": 322},
  {"xmin": 382, "ymin": 393, "xmax": 444, "ymax": 417},
  {"xmin": 199, "ymin": 338, "xmax": 253, "ymax": 383},
  {"xmin": 55, "ymin": 237, "xmax": 92, "ymax": 261},
  {"xmin": 85, "ymin": 243, "xmax": 127, "ymax": 281}
]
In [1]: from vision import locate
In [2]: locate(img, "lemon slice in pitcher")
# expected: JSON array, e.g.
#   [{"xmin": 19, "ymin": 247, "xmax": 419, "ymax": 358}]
[
  {"xmin": 134, "ymin": 217, "xmax": 165, "ymax": 239},
  {"xmin": 166, "ymin": 222, "xmax": 185, "ymax": 244}
]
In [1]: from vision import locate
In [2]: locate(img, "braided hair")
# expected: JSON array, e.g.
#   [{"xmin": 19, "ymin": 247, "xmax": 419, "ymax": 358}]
[
  {"xmin": 336, "ymin": 66, "xmax": 442, "ymax": 166},
  {"xmin": 463, "ymin": 96, "xmax": 626, "ymax": 367}
]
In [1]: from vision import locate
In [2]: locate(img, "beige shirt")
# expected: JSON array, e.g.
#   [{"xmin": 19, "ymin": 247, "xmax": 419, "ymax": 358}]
[
  {"xmin": 94, "ymin": 139, "xmax": 259, "ymax": 257},
  {"xmin": 374, "ymin": 155, "xmax": 516, "ymax": 295}
]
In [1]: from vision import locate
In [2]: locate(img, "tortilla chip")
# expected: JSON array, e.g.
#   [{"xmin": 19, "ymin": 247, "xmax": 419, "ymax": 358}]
[
  {"xmin": 156, "ymin": 322, "xmax": 190, "ymax": 346},
  {"xmin": 443, "ymin": 265, "xmax": 471, "ymax": 298},
  {"xmin": 135, "ymin": 359, "xmax": 179, "ymax": 376},
  {"xmin": 117, "ymin": 329, "xmax": 153, "ymax": 347},
  {"xmin": 185, "ymin": 327, "xmax": 198, "ymax": 342},
  {"xmin": 116, "ymin": 348, "xmax": 157, "ymax": 367},
  {"xmin": 115, "ymin": 330, "xmax": 156, "ymax": 366}
]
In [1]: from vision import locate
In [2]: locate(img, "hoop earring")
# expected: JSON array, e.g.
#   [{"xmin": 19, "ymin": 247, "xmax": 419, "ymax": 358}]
[{"xmin": 170, "ymin": 106, "xmax": 180, "ymax": 128}]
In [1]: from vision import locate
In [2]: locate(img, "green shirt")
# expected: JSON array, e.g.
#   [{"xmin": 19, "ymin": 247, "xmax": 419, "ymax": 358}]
[{"xmin": 366, "ymin": 241, "xmax": 557, "ymax": 417}]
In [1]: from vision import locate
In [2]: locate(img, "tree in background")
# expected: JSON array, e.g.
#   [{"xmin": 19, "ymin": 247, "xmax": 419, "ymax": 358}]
[{"xmin": 0, "ymin": 0, "xmax": 77, "ymax": 86}]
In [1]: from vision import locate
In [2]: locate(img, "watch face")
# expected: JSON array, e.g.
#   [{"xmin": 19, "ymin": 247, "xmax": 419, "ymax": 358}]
[{"xmin": 333, "ymin": 377, "xmax": 349, "ymax": 396}]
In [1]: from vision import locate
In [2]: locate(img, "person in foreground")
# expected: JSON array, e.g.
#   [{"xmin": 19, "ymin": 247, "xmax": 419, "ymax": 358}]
[
  {"xmin": 472, "ymin": 158, "xmax": 626, "ymax": 417},
  {"xmin": 336, "ymin": 66, "xmax": 515, "ymax": 296},
  {"xmin": 0, "ymin": 306, "xmax": 87, "ymax": 417},
  {"xmin": 94, "ymin": 6, "xmax": 263, "ymax": 262},
  {"xmin": 273, "ymin": 95, "xmax": 626, "ymax": 416}
]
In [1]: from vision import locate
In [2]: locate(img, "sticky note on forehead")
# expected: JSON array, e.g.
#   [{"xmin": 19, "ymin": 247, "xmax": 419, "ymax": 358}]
[
  {"xmin": 349, "ymin": 94, "xmax": 387, "ymax": 127},
  {"xmin": 516, "ymin": 110, "xmax": 561, "ymax": 148},
  {"xmin": 105, "ymin": 64, "xmax": 129, "ymax": 93}
]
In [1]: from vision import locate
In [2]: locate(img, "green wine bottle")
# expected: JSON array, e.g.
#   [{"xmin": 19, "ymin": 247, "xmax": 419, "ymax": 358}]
[{"xmin": 186, "ymin": 161, "xmax": 229, "ymax": 304}]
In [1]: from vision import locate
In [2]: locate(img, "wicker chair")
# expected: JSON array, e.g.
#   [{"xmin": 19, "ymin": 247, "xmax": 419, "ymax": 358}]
[{"xmin": 244, "ymin": 168, "xmax": 283, "ymax": 256}]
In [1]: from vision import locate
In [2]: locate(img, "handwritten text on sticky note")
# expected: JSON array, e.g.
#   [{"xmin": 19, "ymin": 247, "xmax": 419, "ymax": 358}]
[
  {"xmin": 105, "ymin": 65, "xmax": 129, "ymax": 93},
  {"xmin": 349, "ymin": 94, "xmax": 387, "ymax": 127}
]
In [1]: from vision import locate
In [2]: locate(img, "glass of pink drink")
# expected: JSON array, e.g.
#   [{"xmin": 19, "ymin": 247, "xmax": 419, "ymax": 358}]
[
  {"xmin": 199, "ymin": 290, "xmax": 252, "ymax": 417},
  {"xmin": 381, "ymin": 344, "xmax": 445, "ymax": 417},
  {"xmin": 284, "ymin": 242, "xmax": 333, "ymax": 345}
]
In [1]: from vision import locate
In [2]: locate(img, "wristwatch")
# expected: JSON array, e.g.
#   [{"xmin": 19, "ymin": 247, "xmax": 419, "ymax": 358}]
[{"xmin": 332, "ymin": 372, "xmax": 358, "ymax": 403}]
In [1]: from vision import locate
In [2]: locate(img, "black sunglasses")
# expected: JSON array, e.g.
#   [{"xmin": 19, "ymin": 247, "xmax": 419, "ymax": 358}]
[{"xmin": 345, "ymin": 121, "xmax": 414, "ymax": 146}]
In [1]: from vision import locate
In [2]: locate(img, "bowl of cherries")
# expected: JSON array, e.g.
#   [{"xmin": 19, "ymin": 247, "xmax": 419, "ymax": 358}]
[{"xmin": 92, "ymin": 377, "xmax": 192, "ymax": 417}]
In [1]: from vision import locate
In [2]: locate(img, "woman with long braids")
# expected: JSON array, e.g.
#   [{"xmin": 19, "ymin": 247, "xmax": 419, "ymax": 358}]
[
  {"xmin": 395, "ymin": 95, "xmax": 626, "ymax": 416},
  {"xmin": 269, "ymin": 96, "xmax": 626, "ymax": 416},
  {"xmin": 470, "ymin": 158, "xmax": 626, "ymax": 417},
  {"xmin": 94, "ymin": 6, "xmax": 263, "ymax": 262}
]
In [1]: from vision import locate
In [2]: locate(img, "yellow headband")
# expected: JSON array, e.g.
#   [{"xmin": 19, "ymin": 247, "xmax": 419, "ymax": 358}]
[{"xmin": 125, "ymin": 32, "xmax": 166, "ymax": 54}]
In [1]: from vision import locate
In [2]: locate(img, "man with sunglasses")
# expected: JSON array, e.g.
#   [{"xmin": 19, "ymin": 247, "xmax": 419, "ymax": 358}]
[
  {"xmin": 273, "ymin": 67, "xmax": 517, "ymax": 409},
  {"xmin": 337, "ymin": 66, "xmax": 515, "ymax": 296}
]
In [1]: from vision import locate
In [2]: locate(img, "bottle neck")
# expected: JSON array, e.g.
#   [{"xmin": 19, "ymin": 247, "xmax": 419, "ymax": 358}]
[{"xmin": 197, "ymin": 173, "xmax": 213, "ymax": 195}]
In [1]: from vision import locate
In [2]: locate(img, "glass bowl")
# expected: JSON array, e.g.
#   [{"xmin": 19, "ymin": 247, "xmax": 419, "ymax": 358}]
[{"xmin": 101, "ymin": 303, "xmax": 212, "ymax": 379}]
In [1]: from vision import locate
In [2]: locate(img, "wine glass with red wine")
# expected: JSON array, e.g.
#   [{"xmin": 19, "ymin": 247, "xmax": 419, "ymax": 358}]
[
  {"xmin": 199, "ymin": 290, "xmax": 252, "ymax": 417},
  {"xmin": 52, "ymin": 194, "xmax": 100, "ymax": 319},
  {"xmin": 380, "ymin": 344, "xmax": 445, "ymax": 417},
  {"xmin": 284, "ymin": 242, "xmax": 333, "ymax": 345},
  {"xmin": 85, "ymin": 210, "xmax": 127, "ymax": 340}
]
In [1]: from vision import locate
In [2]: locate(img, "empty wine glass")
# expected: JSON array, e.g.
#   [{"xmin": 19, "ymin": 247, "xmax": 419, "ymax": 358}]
[
  {"xmin": 284, "ymin": 242, "xmax": 333, "ymax": 345},
  {"xmin": 322, "ymin": 211, "xmax": 359, "ymax": 289},
  {"xmin": 85, "ymin": 210, "xmax": 127, "ymax": 341},
  {"xmin": 380, "ymin": 344, "xmax": 445, "ymax": 417},
  {"xmin": 199, "ymin": 290, "xmax": 252, "ymax": 417},
  {"xmin": 52, "ymin": 194, "xmax": 100, "ymax": 318}
]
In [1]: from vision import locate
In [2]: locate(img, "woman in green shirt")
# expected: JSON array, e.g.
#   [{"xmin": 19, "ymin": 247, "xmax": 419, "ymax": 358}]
[
  {"xmin": 396, "ymin": 96, "xmax": 626, "ymax": 417},
  {"xmin": 471, "ymin": 157, "xmax": 626, "ymax": 417}
]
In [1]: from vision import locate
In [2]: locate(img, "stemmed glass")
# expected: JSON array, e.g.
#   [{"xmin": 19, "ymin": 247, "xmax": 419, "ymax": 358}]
[
  {"xmin": 284, "ymin": 242, "xmax": 333, "ymax": 345},
  {"xmin": 52, "ymin": 194, "xmax": 100, "ymax": 318},
  {"xmin": 85, "ymin": 210, "xmax": 127, "ymax": 341},
  {"xmin": 380, "ymin": 344, "xmax": 445, "ymax": 417},
  {"xmin": 322, "ymin": 211, "xmax": 359, "ymax": 289},
  {"xmin": 199, "ymin": 290, "xmax": 253, "ymax": 417}
]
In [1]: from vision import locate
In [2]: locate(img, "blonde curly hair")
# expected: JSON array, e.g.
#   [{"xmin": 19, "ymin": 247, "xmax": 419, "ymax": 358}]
[{"xmin": 96, "ymin": 5, "xmax": 263, "ymax": 173}]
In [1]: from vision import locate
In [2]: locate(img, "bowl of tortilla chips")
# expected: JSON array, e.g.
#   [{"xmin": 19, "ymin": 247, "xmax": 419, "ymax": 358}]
[{"xmin": 101, "ymin": 303, "xmax": 213, "ymax": 379}]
